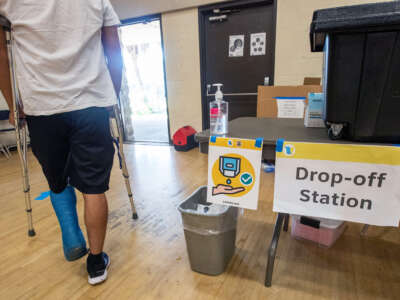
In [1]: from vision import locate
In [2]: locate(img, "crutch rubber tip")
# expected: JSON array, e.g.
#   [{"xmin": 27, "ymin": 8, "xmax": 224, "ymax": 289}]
[
  {"xmin": 132, "ymin": 213, "xmax": 138, "ymax": 220},
  {"xmin": 28, "ymin": 229, "xmax": 36, "ymax": 237}
]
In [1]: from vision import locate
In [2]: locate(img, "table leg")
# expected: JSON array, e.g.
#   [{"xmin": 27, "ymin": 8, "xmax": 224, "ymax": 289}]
[
  {"xmin": 283, "ymin": 214, "xmax": 289, "ymax": 232},
  {"xmin": 265, "ymin": 213, "xmax": 286, "ymax": 287},
  {"xmin": 361, "ymin": 224, "xmax": 369, "ymax": 236}
]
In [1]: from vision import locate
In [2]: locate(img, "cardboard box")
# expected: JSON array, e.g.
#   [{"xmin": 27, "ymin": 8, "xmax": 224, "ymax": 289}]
[
  {"xmin": 257, "ymin": 85, "xmax": 322, "ymax": 118},
  {"xmin": 303, "ymin": 77, "xmax": 321, "ymax": 85}
]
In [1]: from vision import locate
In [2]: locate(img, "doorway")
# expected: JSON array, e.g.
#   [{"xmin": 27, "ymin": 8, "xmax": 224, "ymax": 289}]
[
  {"xmin": 119, "ymin": 16, "xmax": 170, "ymax": 143},
  {"xmin": 199, "ymin": 0, "xmax": 276, "ymax": 129}
]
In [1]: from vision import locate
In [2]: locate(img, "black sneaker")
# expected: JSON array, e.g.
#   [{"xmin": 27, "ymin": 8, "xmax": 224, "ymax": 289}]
[{"xmin": 87, "ymin": 252, "xmax": 110, "ymax": 285}]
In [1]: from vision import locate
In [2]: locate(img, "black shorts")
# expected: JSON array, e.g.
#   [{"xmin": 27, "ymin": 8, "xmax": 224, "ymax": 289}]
[{"xmin": 26, "ymin": 107, "xmax": 115, "ymax": 194}]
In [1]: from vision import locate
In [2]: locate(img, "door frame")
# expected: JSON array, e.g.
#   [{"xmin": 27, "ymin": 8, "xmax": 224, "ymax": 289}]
[
  {"xmin": 120, "ymin": 14, "xmax": 172, "ymax": 144},
  {"xmin": 198, "ymin": 0, "xmax": 277, "ymax": 130}
]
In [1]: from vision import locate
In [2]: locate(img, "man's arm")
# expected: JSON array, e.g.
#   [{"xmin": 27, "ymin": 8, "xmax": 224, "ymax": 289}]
[
  {"xmin": 102, "ymin": 26, "xmax": 123, "ymax": 98},
  {"xmin": 0, "ymin": 27, "xmax": 14, "ymax": 123}
]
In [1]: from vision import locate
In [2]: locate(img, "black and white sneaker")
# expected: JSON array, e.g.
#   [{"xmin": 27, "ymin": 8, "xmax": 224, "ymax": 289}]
[{"xmin": 87, "ymin": 252, "xmax": 110, "ymax": 285}]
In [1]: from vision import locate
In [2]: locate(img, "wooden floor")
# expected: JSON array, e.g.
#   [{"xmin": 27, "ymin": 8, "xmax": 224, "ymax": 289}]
[{"xmin": 0, "ymin": 145, "xmax": 399, "ymax": 300}]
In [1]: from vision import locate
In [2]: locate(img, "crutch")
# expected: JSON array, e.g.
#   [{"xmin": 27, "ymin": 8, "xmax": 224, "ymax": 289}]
[
  {"xmin": 110, "ymin": 104, "xmax": 138, "ymax": 220},
  {"xmin": 1, "ymin": 16, "xmax": 35, "ymax": 236}
]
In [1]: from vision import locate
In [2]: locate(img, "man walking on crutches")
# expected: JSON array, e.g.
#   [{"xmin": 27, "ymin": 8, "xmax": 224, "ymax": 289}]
[{"xmin": 0, "ymin": 0, "xmax": 126, "ymax": 285}]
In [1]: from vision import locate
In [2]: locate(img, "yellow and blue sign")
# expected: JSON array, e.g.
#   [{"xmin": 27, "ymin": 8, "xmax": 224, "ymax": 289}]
[
  {"xmin": 276, "ymin": 138, "xmax": 400, "ymax": 165},
  {"xmin": 207, "ymin": 137, "xmax": 263, "ymax": 210}
]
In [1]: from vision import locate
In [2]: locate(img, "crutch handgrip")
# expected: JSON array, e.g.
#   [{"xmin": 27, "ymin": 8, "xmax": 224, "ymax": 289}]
[{"xmin": 0, "ymin": 15, "xmax": 11, "ymax": 31}]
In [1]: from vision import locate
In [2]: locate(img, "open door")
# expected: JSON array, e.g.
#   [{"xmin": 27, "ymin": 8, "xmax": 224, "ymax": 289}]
[{"xmin": 119, "ymin": 16, "xmax": 170, "ymax": 144}]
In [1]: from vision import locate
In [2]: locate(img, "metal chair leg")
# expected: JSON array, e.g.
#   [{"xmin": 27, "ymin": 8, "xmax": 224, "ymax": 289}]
[
  {"xmin": 111, "ymin": 105, "xmax": 138, "ymax": 220},
  {"xmin": 5, "ymin": 30, "xmax": 35, "ymax": 236},
  {"xmin": 5, "ymin": 144, "xmax": 11, "ymax": 158},
  {"xmin": 0, "ymin": 144, "xmax": 10, "ymax": 158}
]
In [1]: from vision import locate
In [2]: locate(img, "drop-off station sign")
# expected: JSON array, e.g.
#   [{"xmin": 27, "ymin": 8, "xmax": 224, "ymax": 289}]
[{"xmin": 273, "ymin": 141, "xmax": 400, "ymax": 226}]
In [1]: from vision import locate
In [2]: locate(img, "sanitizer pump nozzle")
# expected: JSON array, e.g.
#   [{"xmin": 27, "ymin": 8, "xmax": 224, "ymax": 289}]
[
  {"xmin": 213, "ymin": 83, "xmax": 224, "ymax": 101},
  {"xmin": 210, "ymin": 83, "xmax": 228, "ymax": 135}
]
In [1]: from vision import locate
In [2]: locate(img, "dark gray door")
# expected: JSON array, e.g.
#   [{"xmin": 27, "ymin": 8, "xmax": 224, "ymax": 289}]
[{"xmin": 199, "ymin": 0, "xmax": 276, "ymax": 129}]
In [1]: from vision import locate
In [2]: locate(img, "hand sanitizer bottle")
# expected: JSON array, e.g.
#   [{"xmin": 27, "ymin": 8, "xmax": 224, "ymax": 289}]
[{"xmin": 210, "ymin": 83, "xmax": 228, "ymax": 135}]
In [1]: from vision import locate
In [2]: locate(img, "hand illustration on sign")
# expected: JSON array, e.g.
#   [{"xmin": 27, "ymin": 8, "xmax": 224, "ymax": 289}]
[
  {"xmin": 211, "ymin": 154, "xmax": 255, "ymax": 198},
  {"xmin": 212, "ymin": 184, "xmax": 245, "ymax": 196}
]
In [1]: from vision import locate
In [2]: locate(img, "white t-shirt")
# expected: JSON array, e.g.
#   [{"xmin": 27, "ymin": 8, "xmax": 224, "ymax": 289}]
[{"xmin": 0, "ymin": 0, "xmax": 121, "ymax": 116}]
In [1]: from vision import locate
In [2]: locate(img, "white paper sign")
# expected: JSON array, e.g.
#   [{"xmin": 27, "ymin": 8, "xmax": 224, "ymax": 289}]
[
  {"xmin": 250, "ymin": 32, "xmax": 266, "ymax": 56},
  {"xmin": 207, "ymin": 137, "xmax": 263, "ymax": 210},
  {"xmin": 229, "ymin": 35, "xmax": 244, "ymax": 57},
  {"xmin": 273, "ymin": 141, "xmax": 400, "ymax": 226},
  {"xmin": 276, "ymin": 97, "xmax": 305, "ymax": 118}
]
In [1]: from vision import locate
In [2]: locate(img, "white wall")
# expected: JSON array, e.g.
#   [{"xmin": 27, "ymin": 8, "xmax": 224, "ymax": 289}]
[
  {"xmin": 162, "ymin": 9, "xmax": 203, "ymax": 135},
  {"xmin": 111, "ymin": 0, "xmax": 228, "ymax": 19},
  {"xmin": 274, "ymin": 0, "xmax": 390, "ymax": 85}
]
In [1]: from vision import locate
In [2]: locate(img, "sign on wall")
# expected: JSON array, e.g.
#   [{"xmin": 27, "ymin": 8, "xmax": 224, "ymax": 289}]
[
  {"xmin": 250, "ymin": 32, "xmax": 266, "ymax": 56},
  {"xmin": 228, "ymin": 35, "xmax": 244, "ymax": 57},
  {"xmin": 207, "ymin": 137, "xmax": 263, "ymax": 210},
  {"xmin": 273, "ymin": 140, "xmax": 400, "ymax": 226}
]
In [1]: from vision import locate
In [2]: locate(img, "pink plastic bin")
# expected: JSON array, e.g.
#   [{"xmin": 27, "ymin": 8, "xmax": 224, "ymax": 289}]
[{"xmin": 291, "ymin": 215, "xmax": 346, "ymax": 247}]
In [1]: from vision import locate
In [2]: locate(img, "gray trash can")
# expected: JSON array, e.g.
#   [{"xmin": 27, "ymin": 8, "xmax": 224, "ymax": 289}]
[{"xmin": 178, "ymin": 186, "xmax": 238, "ymax": 275}]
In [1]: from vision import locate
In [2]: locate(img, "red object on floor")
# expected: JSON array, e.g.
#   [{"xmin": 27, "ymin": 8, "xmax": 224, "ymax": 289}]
[{"xmin": 173, "ymin": 126, "xmax": 198, "ymax": 152}]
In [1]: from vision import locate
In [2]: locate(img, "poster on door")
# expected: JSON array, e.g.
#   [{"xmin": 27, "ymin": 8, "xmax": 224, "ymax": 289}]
[
  {"xmin": 228, "ymin": 35, "xmax": 244, "ymax": 57},
  {"xmin": 207, "ymin": 136, "xmax": 263, "ymax": 210},
  {"xmin": 273, "ymin": 140, "xmax": 400, "ymax": 226},
  {"xmin": 250, "ymin": 32, "xmax": 266, "ymax": 56}
]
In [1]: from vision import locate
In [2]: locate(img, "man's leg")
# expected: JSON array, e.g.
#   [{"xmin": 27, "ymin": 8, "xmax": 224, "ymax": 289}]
[
  {"xmin": 68, "ymin": 107, "xmax": 114, "ymax": 285},
  {"xmin": 50, "ymin": 187, "xmax": 87, "ymax": 261},
  {"xmin": 83, "ymin": 193, "xmax": 108, "ymax": 254},
  {"xmin": 26, "ymin": 114, "xmax": 87, "ymax": 261}
]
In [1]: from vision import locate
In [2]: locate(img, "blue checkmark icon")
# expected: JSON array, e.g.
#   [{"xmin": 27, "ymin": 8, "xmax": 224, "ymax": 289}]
[{"xmin": 240, "ymin": 173, "xmax": 253, "ymax": 186}]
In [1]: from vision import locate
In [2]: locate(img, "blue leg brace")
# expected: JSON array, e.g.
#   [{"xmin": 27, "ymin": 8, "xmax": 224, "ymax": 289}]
[{"xmin": 50, "ymin": 186, "xmax": 87, "ymax": 261}]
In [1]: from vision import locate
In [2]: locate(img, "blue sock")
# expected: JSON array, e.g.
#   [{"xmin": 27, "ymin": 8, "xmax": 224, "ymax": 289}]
[{"xmin": 50, "ymin": 186, "xmax": 87, "ymax": 261}]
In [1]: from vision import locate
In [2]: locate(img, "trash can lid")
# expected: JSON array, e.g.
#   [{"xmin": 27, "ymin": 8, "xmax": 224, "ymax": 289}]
[
  {"xmin": 178, "ymin": 201, "xmax": 230, "ymax": 217},
  {"xmin": 0, "ymin": 15, "xmax": 11, "ymax": 30},
  {"xmin": 310, "ymin": 2, "xmax": 400, "ymax": 52},
  {"xmin": 178, "ymin": 186, "xmax": 231, "ymax": 217}
]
